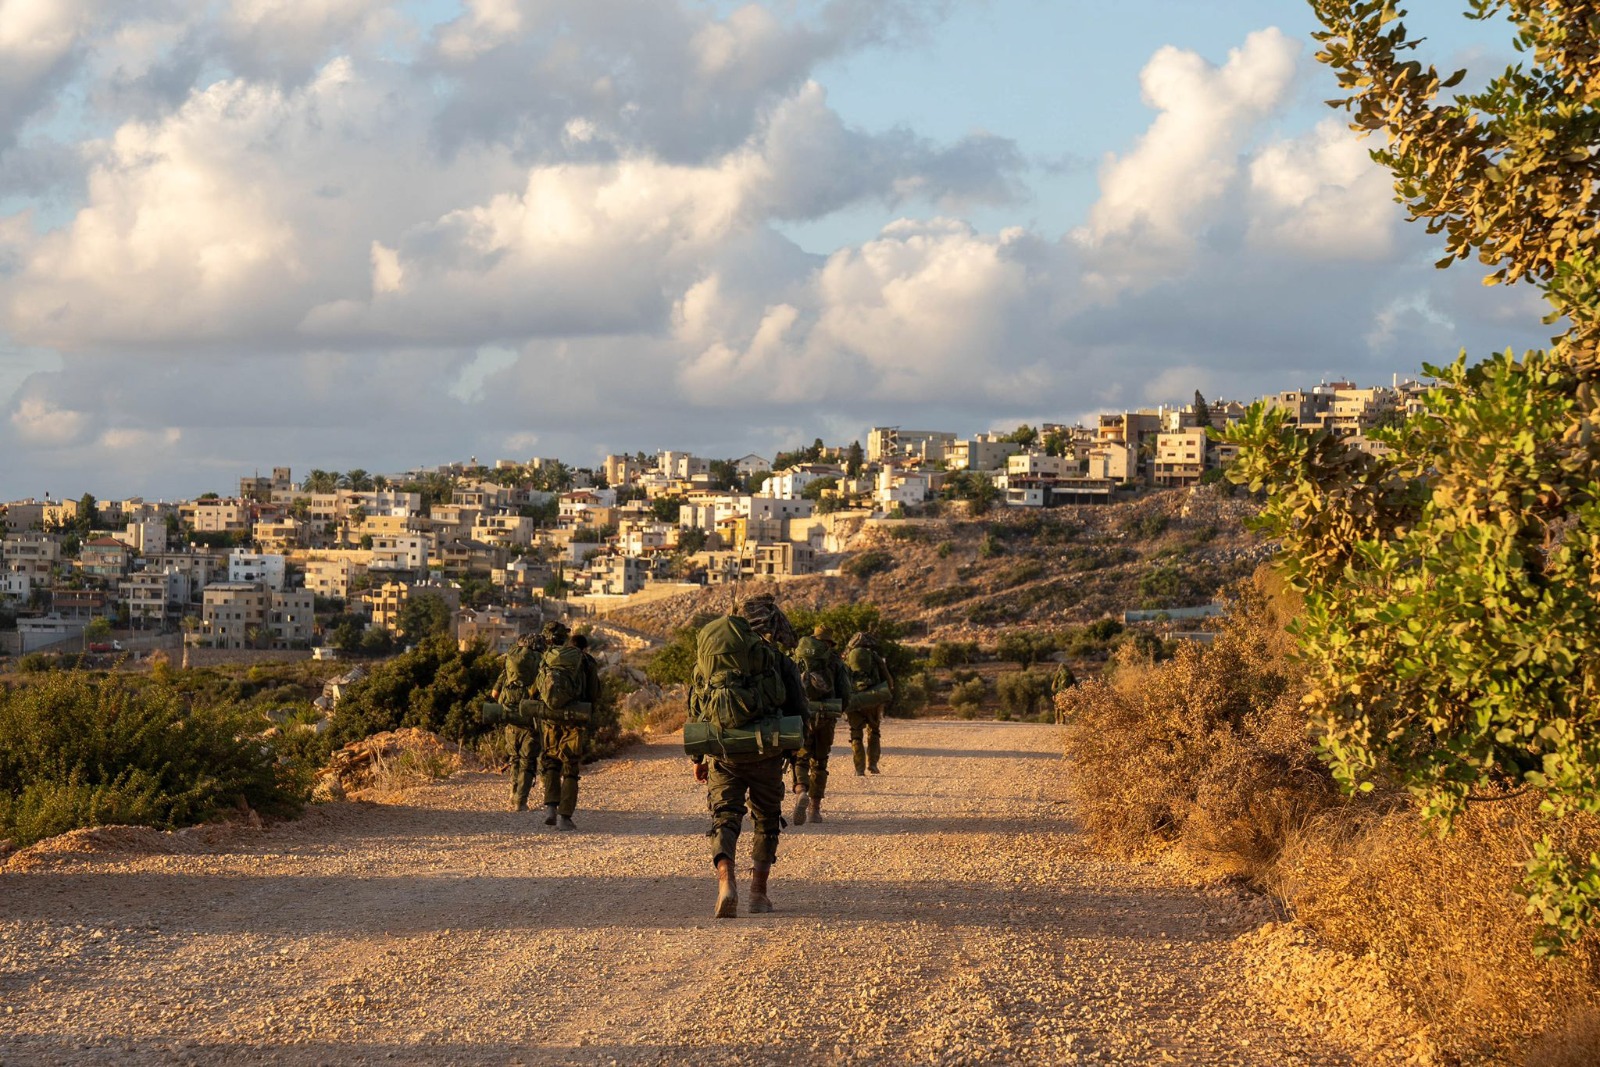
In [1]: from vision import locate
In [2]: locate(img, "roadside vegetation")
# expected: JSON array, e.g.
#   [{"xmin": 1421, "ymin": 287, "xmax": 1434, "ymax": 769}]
[
  {"xmin": 0, "ymin": 672, "xmax": 305, "ymax": 849},
  {"xmin": 1062, "ymin": 2, "xmax": 1600, "ymax": 1058}
]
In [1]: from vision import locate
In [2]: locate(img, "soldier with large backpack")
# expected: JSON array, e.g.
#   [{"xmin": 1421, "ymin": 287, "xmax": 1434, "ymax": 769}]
[
  {"xmin": 490, "ymin": 632, "xmax": 546, "ymax": 811},
  {"xmin": 789, "ymin": 626, "xmax": 851, "ymax": 825},
  {"xmin": 686, "ymin": 594, "xmax": 808, "ymax": 919},
  {"xmin": 843, "ymin": 632, "xmax": 894, "ymax": 775},
  {"xmin": 535, "ymin": 621, "xmax": 601, "ymax": 831}
]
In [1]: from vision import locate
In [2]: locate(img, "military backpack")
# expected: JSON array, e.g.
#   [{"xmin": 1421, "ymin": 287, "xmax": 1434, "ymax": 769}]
[
  {"xmin": 503, "ymin": 644, "xmax": 540, "ymax": 691},
  {"xmin": 538, "ymin": 645, "xmax": 585, "ymax": 709},
  {"xmin": 689, "ymin": 615, "xmax": 788, "ymax": 731},
  {"xmin": 793, "ymin": 636, "xmax": 836, "ymax": 701}
]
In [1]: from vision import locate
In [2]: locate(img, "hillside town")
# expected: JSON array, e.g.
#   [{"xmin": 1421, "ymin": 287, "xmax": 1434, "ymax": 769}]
[{"xmin": 0, "ymin": 379, "xmax": 1421, "ymax": 659}]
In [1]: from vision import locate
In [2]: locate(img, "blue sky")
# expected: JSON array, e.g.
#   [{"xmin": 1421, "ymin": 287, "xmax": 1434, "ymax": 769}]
[{"xmin": 0, "ymin": 0, "xmax": 1549, "ymax": 498}]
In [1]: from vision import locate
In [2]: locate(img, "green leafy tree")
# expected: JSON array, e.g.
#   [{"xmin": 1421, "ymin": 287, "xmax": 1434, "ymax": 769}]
[
  {"xmin": 941, "ymin": 471, "xmax": 999, "ymax": 515},
  {"xmin": 845, "ymin": 441, "xmax": 864, "ymax": 477},
  {"xmin": 707, "ymin": 459, "xmax": 740, "ymax": 490},
  {"xmin": 1004, "ymin": 424, "xmax": 1038, "ymax": 447},
  {"xmin": 651, "ymin": 495, "xmax": 686, "ymax": 523},
  {"xmin": 346, "ymin": 469, "xmax": 374, "ymax": 492},
  {"xmin": 678, "ymin": 527, "xmax": 709, "ymax": 555},
  {"xmin": 1227, "ymin": 1, "xmax": 1600, "ymax": 950},
  {"xmin": 76, "ymin": 493, "xmax": 99, "ymax": 533},
  {"xmin": 1193, "ymin": 391, "xmax": 1213, "ymax": 429},
  {"xmin": 396, "ymin": 593, "xmax": 453, "ymax": 641},
  {"xmin": 800, "ymin": 476, "xmax": 838, "ymax": 500}
]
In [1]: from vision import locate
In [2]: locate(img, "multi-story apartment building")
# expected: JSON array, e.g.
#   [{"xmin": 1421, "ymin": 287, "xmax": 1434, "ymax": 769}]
[
  {"xmin": 2, "ymin": 500, "xmax": 46, "ymax": 533},
  {"xmin": 1007, "ymin": 452, "xmax": 1069, "ymax": 480},
  {"xmin": 196, "ymin": 583, "xmax": 269, "ymax": 648},
  {"xmin": 79, "ymin": 537, "xmax": 132, "ymax": 579},
  {"xmin": 228, "ymin": 550, "xmax": 287, "ymax": 591},
  {"xmin": 182, "ymin": 498, "xmax": 250, "ymax": 534},
  {"xmin": 589, "ymin": 554, "xmax": 649, "ymax": 595},
  {"xmin": 121, "ymin": 519, "xmax": 167, "ymax": 555},
  {"xmin": 1153, "ymin": 428, "xmax": 1210, "ymax": 488},
  {"xmin": 304, "ymin": 558, "xmax": 360, "ymax": 600},
  {"xmin": 369, "ymin": 534, "xmax": 428, "ymax": 575},
  {"xmin": 269, "ymin": 589, "xmax": 315, "ymax": 648},
  {"xmin": 3, "ymin": 533, "xmax": 61, "ymax": 581},
  {"xmin": 120, "ymin": 568, "xmax": 190, "ymax": 627},
  {"xmin": 194, "ymin": 582, "xmax": 314, "ymax": 649},
  {"xmin": 867, "ymin": 428, "xmax": 956, "ymax": 464},
  {"xmin": 456, "ymin": 607, "xmax": 521, "ymax": 653},
  {"xmin": 950, "ymin": 434, "xmax": 1023, "ymax": 472},
  {"xmin": 240, "ymin": 468, "xmax": 294, "ymax": 503},
  {"xmin": 472, "ymin": 513, "xmax": 537, "ymax": 547}
]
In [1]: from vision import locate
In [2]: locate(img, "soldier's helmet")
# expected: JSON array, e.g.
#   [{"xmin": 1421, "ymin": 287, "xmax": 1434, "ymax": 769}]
[
  {"xmin": 739, "ymin": 593, "xmax": 797, "ymax": 648},
  {"xmin": 543, "ymin": 620, "xmax": 571, "ymax": 643},
  {"xmin": 516, "ymin": 632, "xmax": 540, "ymax": 648},
  {"xmin": 846, "ymin": 631, "xmax": 877, "ymax": 651},
  {"xmin": 812, "ymin": 625, "xmax": 834, "ymax": 644}
]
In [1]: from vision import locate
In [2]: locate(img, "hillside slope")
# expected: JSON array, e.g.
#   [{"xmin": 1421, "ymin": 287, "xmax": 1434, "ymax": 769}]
[{"xmin": 615, "ymin": 486, "xmax": 1268, "ymax": 642}]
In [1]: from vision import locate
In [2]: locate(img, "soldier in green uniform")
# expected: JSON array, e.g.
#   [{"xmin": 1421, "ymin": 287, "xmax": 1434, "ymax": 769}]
[
  {"xmin": 537, "ymin": 621, "xmax": 602, "ymax": 832},
  {"xmin": 843, "ymin": 631, "xmax": 894, "ymax": 775},
  {"xmin": 490, "ymin": 632, "xmax": 545, "ymax": 811},
  {"xmin": 1049, "ymin": 658, "xmax": 1077, "ymax": 701},
  {"xmin": 790, "ymin": 626, "xmax": 851, "ymax": 825},
  {"xmin": 691, "ymin": 593, "xmax": 809, "ymax": 918}
]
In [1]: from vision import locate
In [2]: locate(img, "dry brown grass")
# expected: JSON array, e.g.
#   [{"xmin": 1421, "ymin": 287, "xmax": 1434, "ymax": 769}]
[{"xmin": 1274, "ymin": 800, "xmax": 1600, "ymax": 1064}]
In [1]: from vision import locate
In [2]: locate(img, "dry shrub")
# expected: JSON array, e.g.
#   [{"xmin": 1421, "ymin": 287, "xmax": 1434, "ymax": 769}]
[
  {"xmin": 1058, "ymin": 568, "xmax": 1331, "ymax": 878},
  {"xmin": 619, "ymin": 690, "xmax": 688, "ymax": 736},
  {"xmin": 1273, "ymin": 799, "xmax": 1600, "ymax": 1064},
  {"xmin": 1528, "ymin": 1007, "xmax": 1600, "ymax": 1067}
]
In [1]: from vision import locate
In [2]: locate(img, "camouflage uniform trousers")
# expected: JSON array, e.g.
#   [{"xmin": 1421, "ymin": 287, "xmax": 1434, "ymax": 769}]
[
  {"xmin": 846, "ymin": 708, "xmax": 883, "ymax": 773},
  {"xmin": 539, "ymin": 721, "xmax": 586, "ymax": 817},
  {"xmin": 505, "ymin": 724, "xmax": 539, "ymax": 807},
  {"xmin": 792, "ymin": 714, "xmax": 840, "ymax": 800},
  {"xmin": 706, "ymin": 754, "xmax": 785, "ymax": 866}
]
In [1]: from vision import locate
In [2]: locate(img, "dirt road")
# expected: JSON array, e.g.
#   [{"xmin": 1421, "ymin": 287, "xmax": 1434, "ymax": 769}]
[{"xmin": 0, "ymin": 722, "xmax": 1348, "ymax": 1065}]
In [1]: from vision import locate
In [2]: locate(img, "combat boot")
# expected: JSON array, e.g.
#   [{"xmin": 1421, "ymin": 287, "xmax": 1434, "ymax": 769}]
[
  {"xmin": 714, "ymin": 858, "xmax": 738, "ymax": 919},
  {"xmin": 556, "ymin": 815, "xmax": 577, "ymax": 831},
  {"xmin": 749, "ymin": 863, "xmax": 774, "ymax": 914},
  {"xmin": 809, "ymin": 797, "xmax": 823, "ymax": 824},
  {"xmin": 543, "ymin": 804, "xmax": 558, "ymax": 826},
  {"xmin": 791, "ymin": 787, "xmax": 809, "ymax": 826}
]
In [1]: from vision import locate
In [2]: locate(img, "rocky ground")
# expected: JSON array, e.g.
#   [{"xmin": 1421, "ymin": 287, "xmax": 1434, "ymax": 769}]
[{"xmin": 1, "ymin": 722, "xmax": 1360, "ymax": 1065}]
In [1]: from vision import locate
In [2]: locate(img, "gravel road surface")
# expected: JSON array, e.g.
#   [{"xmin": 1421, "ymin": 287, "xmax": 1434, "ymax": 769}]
[{"xmin": 0, "ymin": 721, "xmax": 1349, "ymax": 1065}]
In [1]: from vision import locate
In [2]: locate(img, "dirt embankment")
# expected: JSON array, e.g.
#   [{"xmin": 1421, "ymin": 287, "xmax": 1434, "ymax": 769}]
[{"xmin": 0, "ymin": 721, "xmax": 1390, "ymax": 1066}]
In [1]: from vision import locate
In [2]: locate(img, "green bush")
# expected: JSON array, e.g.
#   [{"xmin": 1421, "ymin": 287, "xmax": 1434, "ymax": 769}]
[
  {"xmin": 921, "ymin": 585, "xmax": 976, "ymax": 609},
  {"xmin": 843, "ymin": 549, "xmax": 893, "ymax": 580},
  {"xmin": 0, "ymin": 672, "xmax": 303, "ymax": 848},
  {"xmin": 645, "ymin": 628, "xmax": 698, "ymax": 687},
  {"xmin": 948, "ymin": 676, "xmax": 987, "ymax": 711},
  {"xmin": 996, "ymin": 561, "xmax": 1044, "ymax": 588},
  {"xmin": 928, "ymin": 640, "xmax": 980, "ymax": 668},
  {"xmin": 996, "ymin": 670, "xmax": 1050, "ymax": 719},
  {"xmin": 995, "ymin": 630, "xmax": 1058, "ymax": 667},
  {"xmin": 329, "ymin": 636, "xmax": 502, "ymax": 748}
]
